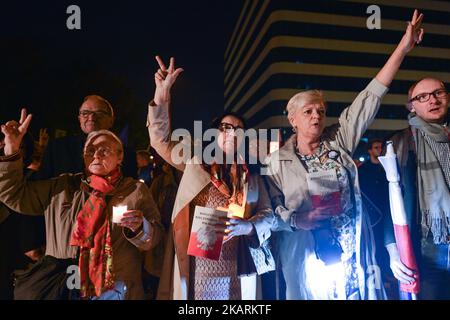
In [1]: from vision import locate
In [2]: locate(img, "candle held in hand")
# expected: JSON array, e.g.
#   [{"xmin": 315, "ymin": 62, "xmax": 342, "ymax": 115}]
[{"xmin": 112, "ymin": 205, "xmax": 128, "ymax": 223}]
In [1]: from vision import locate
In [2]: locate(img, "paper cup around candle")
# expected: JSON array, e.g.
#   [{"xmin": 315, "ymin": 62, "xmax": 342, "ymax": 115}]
[{"xmin": 112, "ymin": 205, "xmax": 128, "ymax": 223}]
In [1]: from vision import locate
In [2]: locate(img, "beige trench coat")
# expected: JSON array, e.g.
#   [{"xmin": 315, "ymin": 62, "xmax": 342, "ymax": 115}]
[
  {"xmin": 147, "ymin": 102, "xmax": 274, "ymax": 300},
  {"xmin": 0, "ymin": 159, "xmax": 163, "ymax": 299}
]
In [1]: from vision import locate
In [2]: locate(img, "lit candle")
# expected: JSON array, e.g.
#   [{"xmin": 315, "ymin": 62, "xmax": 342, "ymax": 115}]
[
  {"xmin": 112, "ymin": 205, "xmax": 128, "ymax": 223},
  {"xmin": 228, "ymin": 203, "xmax": 245, "ymax": 218}
]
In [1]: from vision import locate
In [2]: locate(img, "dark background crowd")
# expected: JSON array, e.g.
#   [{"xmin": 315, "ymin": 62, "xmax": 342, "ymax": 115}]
[
  {"xmin": 1, "ymin": 1, "xmax": 449, "ymax": 301},
  {"xmin": 0, "ymin": 1, "xmax": 242, "ymax": 149}
]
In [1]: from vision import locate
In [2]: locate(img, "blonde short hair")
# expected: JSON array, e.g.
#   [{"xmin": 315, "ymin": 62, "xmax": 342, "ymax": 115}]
[
  {"xmin": 286, "ymin": 90, "xmax": 326, "ymax": 119},
  {"xmin": 84, "ymin": 130, "xmax": 123, "ymax": 155}
]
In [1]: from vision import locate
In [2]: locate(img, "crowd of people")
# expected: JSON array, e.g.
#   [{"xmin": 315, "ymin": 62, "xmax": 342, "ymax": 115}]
[{"xmin": 0, "ymin": 10, "xmax": 449, "ymax": 300}]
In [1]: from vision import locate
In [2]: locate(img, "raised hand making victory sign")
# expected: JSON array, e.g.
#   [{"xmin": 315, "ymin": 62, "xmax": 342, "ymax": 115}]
[
  {"xmin": 153, "ymin": 56, "xmax": 184, "ymax": 107},
  {"xmin": 400, "ymin": 9, "xmax": 424, "ymax": 53},
  {"xmin": 1, "ymin": 108, "xmax": 33, "ymax": 156}
]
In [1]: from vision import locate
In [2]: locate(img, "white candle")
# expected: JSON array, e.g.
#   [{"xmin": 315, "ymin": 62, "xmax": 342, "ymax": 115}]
[{"xmin": 112, "ymin": 205, "xmax": 128, "ymax": 223}]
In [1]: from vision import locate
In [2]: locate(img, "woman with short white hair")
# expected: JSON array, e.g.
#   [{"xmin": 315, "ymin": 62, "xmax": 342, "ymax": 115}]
[{"xmin": 265, "ymin": 10, "xmax": 424, "ymax": 300}]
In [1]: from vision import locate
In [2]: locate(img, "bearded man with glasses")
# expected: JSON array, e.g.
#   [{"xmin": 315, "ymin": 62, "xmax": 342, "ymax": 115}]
[{"xmin": 384, "ymin": 78, "xmax": 450, "ymax": 299}]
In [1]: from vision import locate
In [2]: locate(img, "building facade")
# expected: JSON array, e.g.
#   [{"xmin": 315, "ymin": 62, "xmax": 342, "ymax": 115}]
[{"xmin": 224, "ymin": 0, "xmax": 450, "ymax": 157}]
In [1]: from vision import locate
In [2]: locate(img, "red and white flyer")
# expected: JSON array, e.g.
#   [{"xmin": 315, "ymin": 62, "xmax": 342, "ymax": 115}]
[
  {"xmin": 187, "ymin": 206, "xmax": 228, "ymax": 260},
  {"xmin": 306, "ymin": 169, "xmax": 342, "ymax": 215}
]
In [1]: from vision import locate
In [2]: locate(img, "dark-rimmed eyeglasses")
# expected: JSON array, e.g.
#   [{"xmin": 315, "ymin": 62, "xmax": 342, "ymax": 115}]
[
  {"xmin": 218, "ymin": 122, "xmax": 244, "ymax": 133},
  {"xmin": 79, "ymin": 110, "xmax": 111, "ymax": 118},
  {"xmin": 409, "ymin": 89, "xmax": 448, "ymax": 103}
]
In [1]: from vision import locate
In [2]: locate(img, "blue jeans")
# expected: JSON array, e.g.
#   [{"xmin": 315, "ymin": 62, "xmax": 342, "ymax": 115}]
[
  {"xmin": 419, "ymin": 236, "xmax": 450, "ymax": 300},
  {"xmin": 90, "ymin": 281, "xmax": 128, "ymax": 300}
]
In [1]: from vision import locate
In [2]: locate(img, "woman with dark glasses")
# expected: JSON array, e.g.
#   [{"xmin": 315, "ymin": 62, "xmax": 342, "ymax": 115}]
[{"xmin": 147, "ymin": 56, "xmax": 275, "ymax": 300}]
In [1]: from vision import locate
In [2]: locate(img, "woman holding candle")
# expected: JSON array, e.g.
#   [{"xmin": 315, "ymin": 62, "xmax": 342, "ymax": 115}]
[
  {"xmin": 148, "ymin": 56, "xmax": 275, "ymax": 300},
  {"xmin": 0, "ymin": 113, "xmax": 163, "ymax": 300}
]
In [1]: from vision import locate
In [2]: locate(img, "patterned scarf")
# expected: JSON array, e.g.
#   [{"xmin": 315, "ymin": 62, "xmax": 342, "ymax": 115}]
[
  {"xmin": 203, "ymin": 162, "xmax": 249, "ymax": 206},
  {"xmin": 409, "ymin": 113, "xmax": 450, "ymax": 244},
  {"xmin": 70, "ymin": 168, "xmax": 121, "ymax": 298}
]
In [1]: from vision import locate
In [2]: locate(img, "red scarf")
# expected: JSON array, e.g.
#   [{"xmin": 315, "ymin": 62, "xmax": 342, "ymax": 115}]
[
  {"xmin": 204, "ymin": 162, "xmax": 249, "ymax": 205},
  {"xmin": 70, "ymin": 168, "xmax": 121, "ymax": 298}
]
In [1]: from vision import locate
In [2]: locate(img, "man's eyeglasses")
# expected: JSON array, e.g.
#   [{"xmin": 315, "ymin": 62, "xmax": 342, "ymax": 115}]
[
  {"xmin": 79, "ymin": 110, "xmax": 111, "ymax": 118},
  {"xmin": 218, "ymin": 122, "xmax": 244, "ymax": 133},
  {"xmin": 84, "ymin": 146, "xmax": 115, "ymax": 158},
  {"xmin": 409, "ymin": 89, "xmax": 448, "ymax": 103}
]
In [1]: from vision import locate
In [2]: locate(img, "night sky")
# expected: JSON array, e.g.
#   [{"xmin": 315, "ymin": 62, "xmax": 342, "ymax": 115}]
[{"xmin": 0, "ymin": 1, "xmax": 243, "ymax": 149}]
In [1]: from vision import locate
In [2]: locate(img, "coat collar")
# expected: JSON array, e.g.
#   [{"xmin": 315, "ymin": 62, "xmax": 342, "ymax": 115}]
[
  {"xmin": 171, "ymin": 157, "xmax": 211, "ymax": 222},
  {"xmin": 273, "ymin": 135, "xmax": 310, "ymax": 178},
  {"xmin": 80, "ymin": 174, "xmax": 133, "ymax": 197},
  {"xmin": 278, "ymin": 135, "xmax": 298, "ymax": 161}
]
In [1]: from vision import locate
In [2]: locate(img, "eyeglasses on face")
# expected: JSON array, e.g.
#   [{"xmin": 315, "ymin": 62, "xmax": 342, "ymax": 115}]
[
  {"xmin": 409, "ymin": 89, "xmax": 448, "ymax": 103},
  {"xmin": 84, "ymin": 146, "xmax": 116, "ymax": 158},
  {"xmin": 79, "ymin": 109, "xmax": 111, "ymax": 118},
  {"xmin": 218, "ymin": 122, "xmax": 244, "ymax": 133}
]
